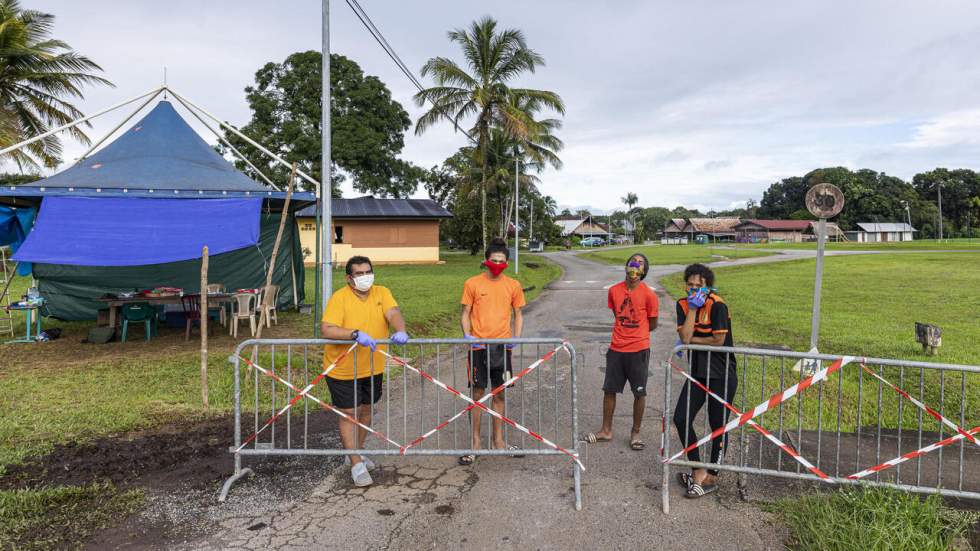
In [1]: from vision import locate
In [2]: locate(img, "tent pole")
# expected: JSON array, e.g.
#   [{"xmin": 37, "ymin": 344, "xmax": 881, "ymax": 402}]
[
  {"xmin": 75, "ymin": 88, "xmax": 165, "ymax": 163},
  {"xmin": 171, "ymin": 94, "xmax": 281, "ymax": 190},
  {"xmin": 167, "ymin": 88, "xmax": 321, "ymax": 193},
  {"xmin": 0, "ymin": 87, "xmax": 164, "ymax": 157}
]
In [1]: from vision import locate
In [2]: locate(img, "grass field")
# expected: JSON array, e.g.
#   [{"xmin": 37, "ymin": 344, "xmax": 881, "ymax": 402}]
[
  {"xmin": 739, "ymin": 238, "xmax": 980, "ymax": 251},
  {"xmin": 579, "ymin": 244, "xmax": 774, "ymax": 266},
  {"xmin": 0, "ymin": 483, "xmax": 143, "ymax": 551},
  {"xmin": 769, "ymin": 487, "xmax": 978, "ymax": 551},
  {"xmin": 0, "ymin": 253, "xmax": 560, "ymax": 468},
  {"xmin": 662, "ymin": 253, "xmax": 980, "ymax": 431}
]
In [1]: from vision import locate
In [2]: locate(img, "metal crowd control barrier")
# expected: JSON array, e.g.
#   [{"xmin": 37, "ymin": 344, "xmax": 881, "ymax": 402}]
[
  {"xmin": 219, "ymin": 338, "xmax": 582, "ymax": 509},
  {"xmin": 661, "ymin": 344, "xmax": 980, "ymax": 513}
]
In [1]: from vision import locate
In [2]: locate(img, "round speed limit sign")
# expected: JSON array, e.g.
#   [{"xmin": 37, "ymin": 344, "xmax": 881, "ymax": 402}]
[{"xmin": 805, "ymin": 183, "xmax": 844, "ymax": 218}]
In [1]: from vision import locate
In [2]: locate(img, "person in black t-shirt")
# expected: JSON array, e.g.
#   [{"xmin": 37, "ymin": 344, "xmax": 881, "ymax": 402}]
[{"xmin": 672, "ymin": 263, "xmax": 737, "ymax": 499}]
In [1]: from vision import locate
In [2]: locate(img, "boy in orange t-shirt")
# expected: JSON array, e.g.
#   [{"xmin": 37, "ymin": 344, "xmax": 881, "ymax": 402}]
[
  {"xmin": 458, "ymin": 238, "xmax": 526, "ymax": 464},
  {"xmin": 586, "ymin": 253, "xmax": 658, "ymax": 450}
]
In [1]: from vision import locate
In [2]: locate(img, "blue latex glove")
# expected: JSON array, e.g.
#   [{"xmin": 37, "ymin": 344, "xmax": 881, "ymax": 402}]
[
  {"xmin": 687, "ymin": 289, "xmax": 707, "ymax": 309},
  {"xmin": 355, "ymin": 331, "xmax": 377, "ymax": 351},
  {"xmin": 391, "ymin": 331, "xmax": 409, "ymax": 345},
  {"xmin": 505, "ymin": 343, "xmax": 516, "ymax": 350},
  {"xmin": 674, "ymin": 338, "xmax": 685, "ymax": 358},
  {"xmin": 464, "ymin": 333, "xmax": 482, "ymax": 350}
]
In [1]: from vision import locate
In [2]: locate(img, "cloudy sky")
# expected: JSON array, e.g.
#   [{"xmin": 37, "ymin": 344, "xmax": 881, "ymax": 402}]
[{"xmin": 25, "ymin": 0, "xmax": 980, "ymax": 212}]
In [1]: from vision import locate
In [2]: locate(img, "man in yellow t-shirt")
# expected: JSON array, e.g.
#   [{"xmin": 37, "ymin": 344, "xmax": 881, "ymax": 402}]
[
  {"xmin": 458, "ymin": 238, "xmax": 526, "ymax": 465},
  {"xmin": 321, "ymin": 255, "xmax": 409, "ymax": 487}
]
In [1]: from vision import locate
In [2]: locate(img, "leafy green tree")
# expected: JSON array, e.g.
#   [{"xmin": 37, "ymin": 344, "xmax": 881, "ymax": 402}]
[
  {"xmin": 222, "ymin": 51, "xmax": 422, "ymax": 196},
  {"xmin": 912, "ymin": 168, "xmax": 980, "ymax": 238},
  {"xmin": 414, "ymin": 16, "xmax": 564, "ymax": 249},
  {"xmin": 0, "ymin": 172, "xmax": 38, "ymax": 185},
  {"xmin": 0, "ymin": 0, "xmax": 112, "ymax": 170}
]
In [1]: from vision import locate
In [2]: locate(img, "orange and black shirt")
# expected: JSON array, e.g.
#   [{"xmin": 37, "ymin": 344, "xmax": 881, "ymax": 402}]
[
  {"xmin": 608, "ymin": 281, "xmax": 659, "ymax": 353},
  {"xmin": 676, "ymin": 292, "xmax": 736, "ymax": 378}
]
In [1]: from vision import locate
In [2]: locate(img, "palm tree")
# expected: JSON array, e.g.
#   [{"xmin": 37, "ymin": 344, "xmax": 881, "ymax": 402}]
[
  {"xmin": 0, "ymin": 0, "xmax": 112, "ymax": 170},
  {"xmin": 622, "ymin": 192, "xmax": 639, "ymax": 242},
  {"xmin": 415, "ymin": 16, "xmax": 564, "ymax": 249}
]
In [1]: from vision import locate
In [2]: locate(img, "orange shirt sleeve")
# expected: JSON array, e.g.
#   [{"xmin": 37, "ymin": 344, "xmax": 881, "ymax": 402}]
[
  {"xmin": 461, "ymin": 279, "xmax": 475, "ymax": 306},
  {"xmin": 512, "ymin": 280, "xmax": 526, "ymax": 309}
]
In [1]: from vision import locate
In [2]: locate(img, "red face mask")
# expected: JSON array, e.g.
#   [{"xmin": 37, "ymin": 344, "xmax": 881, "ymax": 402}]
[{"xmin": 483, "ymin": 260, "xmax": 508, "ymax": 276}]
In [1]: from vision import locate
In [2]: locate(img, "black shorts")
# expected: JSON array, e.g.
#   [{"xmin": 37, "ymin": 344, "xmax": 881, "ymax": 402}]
[
  {"xmin": 467, "ymin": 345, "xmax": 512, "ymax": 390},
  {"xmin": 325, "ymin": 374, "xmax": 384, "ymax": 409},
  {"xmin": 603, "ymin": 348, "xmax": 650, "ymax": 397}
]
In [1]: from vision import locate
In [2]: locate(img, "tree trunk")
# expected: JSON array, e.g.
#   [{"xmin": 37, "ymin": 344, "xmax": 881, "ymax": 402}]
[{"xmin": 480, "ymin": 141, "xmax": 488, "ymax": 250}]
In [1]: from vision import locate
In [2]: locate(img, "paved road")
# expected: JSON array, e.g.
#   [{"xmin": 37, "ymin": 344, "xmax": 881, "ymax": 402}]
[{"xmin": 183, "ymin": 250, "xmax": 796, "ymax": 551}]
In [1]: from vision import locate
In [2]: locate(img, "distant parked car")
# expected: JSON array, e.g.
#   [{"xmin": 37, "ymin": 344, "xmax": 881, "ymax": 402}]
[
  {"xmin": 580, "ymin": 237, "xmax": 605, "ymax": 247},
  {"xmin": 612, "ymin": 235, "xmax": 632, "ymax": 245}
]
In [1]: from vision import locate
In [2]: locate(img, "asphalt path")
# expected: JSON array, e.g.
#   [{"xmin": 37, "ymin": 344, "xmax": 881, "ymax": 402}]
[{"xmin": 184, "ymin": 250, "xmax": 798, "ymax": 551}]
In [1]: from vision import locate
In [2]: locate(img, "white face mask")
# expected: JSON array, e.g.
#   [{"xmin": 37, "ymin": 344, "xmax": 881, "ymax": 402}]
[{"xmin": 352, "ymin": 273, "xmax": 374, "ymax": 292}]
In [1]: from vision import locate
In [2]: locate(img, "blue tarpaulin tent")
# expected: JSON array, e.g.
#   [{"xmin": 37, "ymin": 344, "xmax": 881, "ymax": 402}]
[
  {"xmin": 14, "ymin": 197, "xmax": 262, "ymax": 266},
  {"xmin": 0, "ymin": 100, "xmax": 314, "ymax": 320}
]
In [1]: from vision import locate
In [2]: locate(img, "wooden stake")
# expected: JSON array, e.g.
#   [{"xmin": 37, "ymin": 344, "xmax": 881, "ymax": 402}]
[
  {"xmin": 200, "ymin": 245, "xmax": 209, "ymax": 409},
  {"xmin": 256, "ymin": 163, "xmax": 297, "ymax": 338}
]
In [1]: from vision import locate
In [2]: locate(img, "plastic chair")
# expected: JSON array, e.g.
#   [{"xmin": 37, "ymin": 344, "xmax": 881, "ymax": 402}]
[
  {"xmin": 206, "ymin": 283, "xmax": 227, "ymax": 327},
  {"xmin": 181, "ymin": 295, "xmax": 212, "ymax": 341},
  {"xmin": 120, "ymin": 302, "xmax": 157, "ymax": 342},
  {"xmin": 257, "ymin": 284, "xmax": 279, "ymax": 328},
  {"xmin": 230, "ymin": 292, "xmax": 257, "ymax": 339}
]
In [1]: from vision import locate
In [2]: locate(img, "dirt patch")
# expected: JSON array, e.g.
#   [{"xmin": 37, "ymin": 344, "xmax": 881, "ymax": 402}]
[{"xmin": 1, "ymin": 412, "xmax": 343, "ymax": 550}]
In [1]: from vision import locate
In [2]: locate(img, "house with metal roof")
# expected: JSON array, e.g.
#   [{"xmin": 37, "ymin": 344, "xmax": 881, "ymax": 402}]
[
  {"xmin": 296, "ymin": 197, "xmax": 452, "ymax": 265},
  {"xmin": 846, "ymin": 222, "xmax": 916, "ymax": 243},
  {"xmin": 735, "ymin": 219, "xmax": 813, "ymax": 243},
  {"xmin": 556, "ymin": 217, "xmax": 609, "ymax": 239}
]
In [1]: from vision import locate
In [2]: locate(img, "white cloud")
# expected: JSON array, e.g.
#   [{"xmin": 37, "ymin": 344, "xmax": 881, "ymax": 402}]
[
  {"xmin": 10, "ymin": 0, "xmax": 980, "ymax": 211},
  {"xmin": 906, "ymin": 110, "xmax": 980, "ymax": 149}
]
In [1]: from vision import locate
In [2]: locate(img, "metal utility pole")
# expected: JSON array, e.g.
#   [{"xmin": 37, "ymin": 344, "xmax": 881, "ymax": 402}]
[
  {"xmin": 936, "ymin": 181, "xmax": 944, "ymax": 242},
  {"xmin": 529, "ymin": 198, "xmax": 534, "ymax": 243},
  {"xmin": 320, "ymin": 0, "xmax": 333, "ymax": 325},
  {"xmin": 514, "ymin": 149, "xmax": 519, "ymax": 274}
]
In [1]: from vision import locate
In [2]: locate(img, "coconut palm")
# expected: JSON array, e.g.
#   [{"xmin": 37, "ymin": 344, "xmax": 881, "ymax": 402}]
[
  {"xmin": 0, "ymin": 0, "xmax": 112, "ymax": 170},
  {"xmin": 621, "ymin": 192, "xmax": 639, "ymax": 241},
  {"xmin": 414, "ymin": 16, "xmax": 564, "ymax": 249}
]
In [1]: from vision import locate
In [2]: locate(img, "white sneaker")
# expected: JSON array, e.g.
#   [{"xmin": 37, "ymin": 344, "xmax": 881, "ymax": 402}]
[
  {"xmin": 351, "ymin": 461, "xmax": 373, "ymax": 487},
  {"xmin": 344, "ymin": 455, "xmax": 377, "ymax": 471}
]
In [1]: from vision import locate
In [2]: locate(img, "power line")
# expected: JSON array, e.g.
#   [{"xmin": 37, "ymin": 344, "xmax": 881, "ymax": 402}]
[{"xmin": 341, "ymin": 0, "xmax": 482, "ymax": 149}]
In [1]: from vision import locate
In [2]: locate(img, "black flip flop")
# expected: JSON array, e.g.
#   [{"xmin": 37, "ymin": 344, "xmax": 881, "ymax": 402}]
[{"xmin": 684, "ymin": 482, "xmax": 718, "ymax": 499}]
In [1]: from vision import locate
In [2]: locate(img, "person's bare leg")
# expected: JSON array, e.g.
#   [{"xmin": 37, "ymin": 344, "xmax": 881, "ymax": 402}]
[
  {"xmin": 592, "ymin": 392, "xmax": 616, "ymax": 440},
  {"xmin": 355, "ymin": 404, "xmax": 372, "ymax": 449},
  {"xmin": 631, "ymin": 395, "xmax": 646, "ymax": 442},
  {"xmin": 470, "ymin": 386, "xmax": 486, "ymax": 449},
  {"xmin": 491, "ymin": 392, "xmax": 506, "ymax": 449},
  {"xmin": 338, "ymin": 407, "xmax": 360, "ymax": 465}
]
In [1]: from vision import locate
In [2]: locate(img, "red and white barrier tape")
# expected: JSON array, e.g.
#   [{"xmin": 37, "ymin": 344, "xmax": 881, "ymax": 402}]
[
  {"xmin": 381, "ymin": 344, "xmax": 584, "ymax": 470},
  {"xmin": 236, "ymin": 351, "xmax": 402, "ymax": 450},
  {"xmin": 392, "ymin": 343, "xmax": 565, "ymax": 452},
  {"xmin": 665, "ymin": 356, "xmax": 855, "ymax": 464},
  {"xmin": 847, "ymin": 425, "xmax": 980, "ymax": 480},
  {"xmin": 667, "ymin": 362, "xmax": 830, "ymax": 480},
  {"xmin": 235, "ymin": 343, "xmax": 357, "ymax": 451},
  {"xmin": 859, "ymin": 362, "xmax": 980, "ymax": 448}
]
